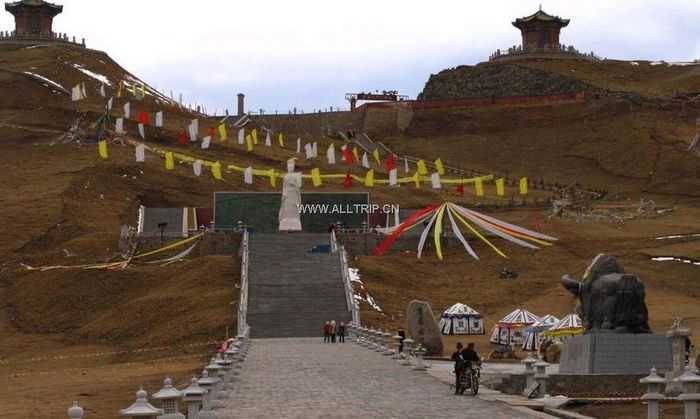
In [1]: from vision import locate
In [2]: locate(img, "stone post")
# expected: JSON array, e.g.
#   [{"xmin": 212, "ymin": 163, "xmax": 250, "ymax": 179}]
[
  {"xmin": 402, "ymin": 339, "xmax": 415, "ymax": 366},
  {"xmin": 534, "ymin": 360, "xmax": 550, "ymax": 398},
  {"xmin": 67, "ymin": 401, "xmax": 84, "ymax": 419},
  {"xmin": 182, "ymin": 377, "xmax": 205, "ymax": 419},
  {"xmin": 367, "ymin": 328, "xmax": 377, "ymax": 349},
  {"xmin": 640, "ymin": 368, "xmax": 665, "ymax": 419},
  {"xmin": 197, "ymin": 370, "xmax": 220, "ymax": 411},
  {"xmin": 392, "ymin": 334, "xmax": 403, "ymax": 360},
  {"xmin": 383, "ymin": 332, "xmax": 395, "ymax": 356},
  {"xmin": 215, "ymin": 353, "xmax": 234, "ymax": 393},
  {"xmin": 522, "ymin": 355, "xmax": 537, "ymax": 389},
  {"xmin": 153, "ymin": 377, "xmax": 185, "ymax": 419},
  {"xmin": 412, "ymin": 345, "xmax": 428, "ymax": 371},
  {"xmin": 667, "ymin": 319, "xmax": 693, "ymax": 395},
  {"xmin": 119, "ymin": 387, "xmax": 163, "ymax": 418},
  {"xmin": 375, "ymin": 330, "xmax": 387, "ymax": 353},
  {"xmin": 204, "ymin": 358, "xmax": 225, "ymax": 397},
  {"xmin": 678, "ymin": 365, "xmax": 700, "ymax": 419}
]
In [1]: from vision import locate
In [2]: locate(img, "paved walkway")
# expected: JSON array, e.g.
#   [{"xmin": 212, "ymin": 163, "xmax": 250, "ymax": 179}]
[{"xmin": 220, "ymin": 338, "xmax": 542, "ymax": 419}]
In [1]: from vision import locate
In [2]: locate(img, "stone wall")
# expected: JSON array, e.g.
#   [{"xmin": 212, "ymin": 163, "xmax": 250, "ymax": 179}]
[
  {"xmin": 250, "ymin": 111, "xmax": 362, "ymax": 138},
  {"xmin": 495, "ymin": 373, "xmax": 647, "ymax": 398}
]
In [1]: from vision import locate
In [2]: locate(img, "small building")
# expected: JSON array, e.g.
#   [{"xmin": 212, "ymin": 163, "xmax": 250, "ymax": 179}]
[
  {"xmin": 5, "ymin": 0, "xmax": 63, "ymax": 37},
  {"xmin": 512, "ymin": 7, "xmax": 569, "ymax": 51}
]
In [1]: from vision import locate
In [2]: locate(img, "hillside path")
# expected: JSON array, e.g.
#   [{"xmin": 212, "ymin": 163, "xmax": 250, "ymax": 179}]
[{"xmin": 219, "ymin": 338, "xmax": 541, "ymax": 418}]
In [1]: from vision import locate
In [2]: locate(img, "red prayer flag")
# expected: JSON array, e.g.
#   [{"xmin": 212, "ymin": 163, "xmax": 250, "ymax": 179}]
[
  {"xmin": 342, "ymin": 147, "xmax": 353, "ymax": 165},
  {"xmin": 343, "ymin": 171, "xmax": 353, "ymax": 189},
  {"xmin": 456, "ymin": 184, "xmax": 465, "ymax": 196},
  {"xmin": 373, "ymin": 204, "xmax": 440, "ymax": 256},
  {"xmin": 208, "ymin": 127, "xmax": 216, "ymax": 139},
  {"xmin": 386, "ymin": 153, "xmax": 396, "ymax": 171},
  {"xmin": 139, "ymin": 111, "xmax": 149, "ymax": 126},
  {"xmin": 178, "ymin": 129, "xmax": 188, "ymax": 145}
]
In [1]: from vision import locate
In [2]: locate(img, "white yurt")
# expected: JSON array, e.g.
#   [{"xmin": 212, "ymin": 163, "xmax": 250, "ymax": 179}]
[
  {"xmin": 489, "ymin": 308, "xmax": 540, "ymax": 346},
  {"xmin": 438, "ymin": 303, "xmax": 485, "ymax": 335},
  {"xmin": 522, "ymin": 314, "xmax": 560, "ymax": 351},
  {"xmin": 544, "ymin": 314, "xmax": 583, "ymax": 340}
]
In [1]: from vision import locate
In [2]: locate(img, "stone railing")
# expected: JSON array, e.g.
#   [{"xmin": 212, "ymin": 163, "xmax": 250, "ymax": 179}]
[
  {"xmin": 348, "ymin": 324, "xmax": 429, "ymax": 371},
  {"xmin": 0, "ymin": 30, "xmax": 86, "ymax": 47},
  {"xmin": 489, "ymin": 44, "xmax": 600, "ymax": 62},
  {"xmin": 333, "ymin": 229, "xmax": 360, "ymax": 325},
  {"xmin": 638, "ymin": 365, "xmax": 700, "ymax": 419},
  {"xmin": 237, "ymin": 229, "xmax": 250, "ymax": 336},
  {"xmin": 66, "ymin": 328, "xmax": 252, "ymax": 418}
]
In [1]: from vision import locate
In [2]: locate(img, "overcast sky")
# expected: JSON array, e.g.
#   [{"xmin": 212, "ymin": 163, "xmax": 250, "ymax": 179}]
[{"xmin": 4, "ymin": 0, "xmax": 699, "ymax": 113}]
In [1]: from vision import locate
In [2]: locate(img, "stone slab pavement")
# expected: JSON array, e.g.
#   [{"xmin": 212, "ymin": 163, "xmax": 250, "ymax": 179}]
[{"xmin": 218, "ymin": 338, "xmax": 544, "ymax": 419}]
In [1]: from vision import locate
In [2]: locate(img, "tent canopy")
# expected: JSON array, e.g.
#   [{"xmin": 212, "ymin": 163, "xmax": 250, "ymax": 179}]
[
  {"xmin": 545, "ymin": 314, "xmax": 583, "ymax": 337},
  {"xmin": 524, "ymin": 314, "xmax": 560, "ymax": 332},
  {"xmin": 496, "ymin": 308, "xmax": 540, "ymax": 328},
  {"xmin": 441, "ymin": 303, "xmax": 481, "ymax": 318},
  {"xmin": 439, "ymin": 303, "xmax": 484, "ymax": 335}
]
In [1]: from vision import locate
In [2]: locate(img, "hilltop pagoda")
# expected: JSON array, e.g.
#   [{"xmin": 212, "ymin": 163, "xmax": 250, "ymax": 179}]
[
  {"xmin": 4, "ymin": 0, "xmax": 62, "ymax": 37},
  {"xmin": 512, "ymin": 7, "xmax": 570, "ymax": 51}
]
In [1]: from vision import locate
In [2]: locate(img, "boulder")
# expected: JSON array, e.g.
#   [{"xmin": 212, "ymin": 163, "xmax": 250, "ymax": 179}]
[{"xmin": 406, "ymin": 300, "xmax": 443, "ymax": 356}]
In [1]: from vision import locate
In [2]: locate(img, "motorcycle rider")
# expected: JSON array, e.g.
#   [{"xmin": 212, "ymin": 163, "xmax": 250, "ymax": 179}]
[
  {"xmin": 451, "ymin": 343, "xmax": 466, "ymax": 394},
  {"xmin": 461, "ymin": 343, "xmax": 481, "ymax": 388}
]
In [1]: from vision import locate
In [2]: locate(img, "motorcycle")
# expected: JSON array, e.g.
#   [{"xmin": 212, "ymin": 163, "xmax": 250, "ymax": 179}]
[{"xmin": 455, "ymin": 363, "xmax": 481, "ymax": 395}]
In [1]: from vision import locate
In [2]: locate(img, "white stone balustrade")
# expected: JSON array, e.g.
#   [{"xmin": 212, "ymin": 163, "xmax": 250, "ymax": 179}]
[
  {"xmin": 640, "ymin": 367, "xmax": 665, "ymax": 419},
  {"xmin": 678, "ymin": 365, "xmax": 700, "ymax": 419},
  {"xmin": 67, "ymin": 401, "xmax": 84, "ymax": 419},
  {"xmin": 119, "ymin": 387, "xmax": 163, "ymax": 419}
]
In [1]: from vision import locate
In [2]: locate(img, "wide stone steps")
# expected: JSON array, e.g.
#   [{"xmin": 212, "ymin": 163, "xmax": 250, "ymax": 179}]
[{"xmin": 246, "ymin": 233, "xmax": 352, "ymax": 338}]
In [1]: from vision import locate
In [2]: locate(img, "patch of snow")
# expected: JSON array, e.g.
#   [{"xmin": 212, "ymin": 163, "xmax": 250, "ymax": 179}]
[
  {"xmin": 73, "ymin": 64, "xmax": 112, "ymax": 86},
  {"xmin": 25, "ymin": 45, "xmax": 48, "ymax": 50},
  {"xmin": 349, "ymin": 268, "xmax": 383, "ymax": 313},
  {"xmin": 654, "ymin": 233, "xmax": 700, "ymax": 240},
  {"xmin": 630, "ymin": 61, "xmax": 640, "ymax": 66},
  {"xmin": 23, "ymin": 71, "xmax": 65, "ymax": 91},
  {"xmin": 650, "ymin": 61, "xmax": 667, "ymax": 66},
  {"xmin": 651, "ymin": 256, "xmax": 700, "ymax": 266},
  {"xmin": 668, "ymin": 62, "xmax": 700, "ymax": 67}
]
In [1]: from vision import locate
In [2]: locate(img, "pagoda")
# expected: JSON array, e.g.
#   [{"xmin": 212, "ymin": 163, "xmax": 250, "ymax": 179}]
[
  {"xmin": 5, "ymin": 0, "xmax": 62, "ymax": 37},
  {"xmin": 512, "ymin": 7, "xmax": 569, "ymax": 51}
]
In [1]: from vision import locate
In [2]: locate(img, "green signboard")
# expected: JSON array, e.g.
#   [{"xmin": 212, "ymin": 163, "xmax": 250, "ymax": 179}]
[{"xmin": 213, "ymin": 192, "xmax": 370, "ymax": 233}]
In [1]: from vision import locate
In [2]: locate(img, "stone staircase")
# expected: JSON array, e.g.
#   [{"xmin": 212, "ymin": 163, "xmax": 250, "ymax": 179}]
[{"xmin": 247, "ymin": 233, "xmax": 352, "ymax": 338}]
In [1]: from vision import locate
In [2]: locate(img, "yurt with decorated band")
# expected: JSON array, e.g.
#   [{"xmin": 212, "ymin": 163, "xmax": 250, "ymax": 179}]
[
  {"xmin": 489, "ymin": 308, "xmax": 541, "ymax": 346},
  {"xmin": 438, "ymin": 303, "xmax": 485, "ymax": 335},
  {"xmin": 522, "ymin": 314, "xmax": 560, "ymax": 351},
  {"xmin": 544, "ymin": 314, "xmax": 583, "ymax": 340}
]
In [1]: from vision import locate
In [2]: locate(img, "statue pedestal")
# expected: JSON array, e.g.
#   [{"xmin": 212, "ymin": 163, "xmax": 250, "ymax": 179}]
[{"xmin": 560, "ymin": 333, "xmax": 672, "ymax": 375}]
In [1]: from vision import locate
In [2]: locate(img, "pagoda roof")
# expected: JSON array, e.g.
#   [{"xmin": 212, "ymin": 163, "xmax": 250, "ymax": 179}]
[
  {"xmin": 513, "ymin": 8, "xmax": 569, "ymax": 29},
  {"xmin": 5, "ymin": 0, "xmax": 63, "ymax": 14}
]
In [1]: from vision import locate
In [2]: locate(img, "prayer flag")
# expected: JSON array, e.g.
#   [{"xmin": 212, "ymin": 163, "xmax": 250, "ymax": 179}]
[
  {"xmin": 327, "ymin": 144, "xmax": 336, "ymax": 165},
  {"xmin": 252, "ymin": 129, "xmax": 258, "ymax": 145},
  {"xmin": 475, "ymin": 178, "xmax": 484, "ymax": 197},
  {"xmin": 155, "ymin": 111, "xmax": 163, "ymax": 128},
  {"xmin": 211, "ymin": 162, "xmax": 223, "ymax": 180},
  {"xmin": 71, "ymin": 84, "xmax": 84, "ymax": 101},
  {"xmin": 135, "ymin": 144, "xmax": 145, "ymax": 162},
  {"xmin": 361, "ymin": 152, "xmax": 370, "ymax": 169},
  {"xmin": 404, "ymin": 157, "xmax": 409, "ymax": 173},
  {"xmin": 364, "ymin": 169, "xmax": 375, "ymax": 187},
  {"xmin": 352, "ymin": 147, "xmax": 359, "ymax": 162},
  {"xmin": 342, "ymin": 146, "xmax": 353, "ymax": 165},
  {"xmin": 244, "ymin": 167, "xmax": 253, "ymax": 184},
  {"xmin": 124, "ymin": 102, "xmax": 131, "ymax": 119},
  {"xmin": 435, "ymin": 158, "xmax": 445, "ymax": 175},
  {"xmin": 372, "ymin": 149, "xmax": 381, "ymax": 165},
  {"xmin": 165, "ymin": 152, "xmax": 175, "ymax": 170},
  {"xmin": 312, "ymin": 142, "xmax": 318, "ymax": 158},
  {"xmin": 193, "ymin": 160, "xmax": 203, "ymax": 177},
  {"xmin": 496, "ymin": 178, "xmax": 505, "ymax": 196},
  {"xmin": 218, "ymin": 124, "xmax": 228, "ymax": 142},
  {"xmin": 265, "ymin": 131, "xmax": 271, "ymax": 147},
  {"xmin": 246, "ymin": 134, "xmax": 253, "ymax": 151},
  {"xmin": 520, "ymin": 177, "xmax": 529, "ymax": 195},
  {"xmin": 98, "ymin": 140, "xmax": 108, "ymax": 159},
  {"xmin": 456, "ymin": 184, "xmax": 465, "ymax": 196},
  {"xmin": 107, "ymin": 97, "xmax": 113, "ymax": 111},
  {"xmin": 344, "ymin": 171, "xmax": 352, "ymax": 189},
  {"xmin": 305, "ymin": 143, "xmax": 313, "ymax": 159},
  {"xmin": 137, "ymin": 123, "xmax": 145, "ymax": 139},
  {"xmin": 389, "ymin": 169, "xmax": 398, "ymax": 186},
  {"xmin": 115, "ymin": 118, "xmax": 124, "ymax": 134},
  {"xmin": 139, "ymin": 111, "xmax": 149, "ymax": 126},
  {"xmin": 296, "ymin": 137, "xmax": 301, "ymax": 153},
  {"xmin": 201, "ymin": 136, "xmax": 211, "ymax": 149},
  {"xmin": 117, "ymin": 81, "xmax": 123, "ymax": 98},
  {"xmin": 178, "ymin": 129, "xmax": 188, "ymax": 145},
  {"xmin": 311, "ymin": 168, "xmax": 322, "ymax": 187},
  {"xmin": 238, "ymin": 128, "xmax": 245, "ymax": 145},
  {"xmin": 208, "ymin": 127, "xmax": 216, "ymax": 139},
  {"xmin": 278, "ymin": 133, "xmax": 285, "ymax": 147},
  {"xmin": 188, "ymin": 122, "xmax": 197, "ymax": 142},
  {"xmin": 100, "ymin": 84, "xmax": 106, "ymax": 98},
  {"xmin": 417, "ymin": 160, "xmax": 428, "ymax": 175},
  {"xmin": 386, "ymin": 154, "xmax": 396, "ymax": 172},
  {"xmin": 431, "ymin": 173, "xmax": 441, "ymax": 189}
]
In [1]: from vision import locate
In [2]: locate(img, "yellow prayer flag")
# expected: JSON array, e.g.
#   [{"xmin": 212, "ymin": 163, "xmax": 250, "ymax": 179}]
[
  {"xmin": 278, "ymin": 133, "xmax": 285, "ymax": 147},
  {"xmin": 496, "ymin": 178, "xmax": 505, "ymax": 196},
  {"xmin": 352, "ymin": 147, "xmax": 360, "ymax": 162},
  {"xmin": 372, "ymin": 149, "xmax": 381, "ymax": 165},
  {"xmin": 435, "ymin": 158, "xmax": 445, "ymax": 175},
  {"xmin": 218, "ymin": 124, "xmax": 228, "ymax": 142},
  {"xmin": 252, "ymin": 129, "xmax": 258, "ymax": 145},
  {"xmin": 417, "ymin": 160, "xmax": 428, "ymax": 175},
  {"xmin": 520, "ymin": 177, "xmax": 529, "ymax": 195},
  {"xmin": 165, "ymin": 152, "xmax": 175, "ymax": 170},
  {"xmin": 412, "ymin": 172, "xmax": 421, "ymax": 188},
  {"xmin": 117, "ymin": 81, "xmax": 123, "ymax": 98},
  {"xmin": 140, "ymin": 84, "xmax": 146, "ymax": 98},
  {"xmin": 311, "ymin": 168, "xmax": 322, "ymax": 187},
  {"xmin": 98, "ymin": 140, "xmax": 108, "ymax": 160},
  {"xmin": 268, "ymin": 169, "xmax": 277, "ymax": 188},
  {"xmin": 131, "ymin": 83, "xmax": 136, "ymax": 96},
  {"xmin": 364, "ymin": 169, "xmax": 375, "ymax": 187},
  {"xmin": 211, "ymin": 162, "xmax": 223, "ymax": 180},
  {"xmin": 245, "ymin": 135, "xmax": 253, "ymax": 152},
  {"xmin": 475, "ymin": 178, "xmax": 484, "ymax": 197}
]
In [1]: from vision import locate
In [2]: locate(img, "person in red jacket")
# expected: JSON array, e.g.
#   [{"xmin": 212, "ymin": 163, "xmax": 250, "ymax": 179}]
[{"xmin": 323, "ymin": 321, "xmax": 331, "ymax": 343}]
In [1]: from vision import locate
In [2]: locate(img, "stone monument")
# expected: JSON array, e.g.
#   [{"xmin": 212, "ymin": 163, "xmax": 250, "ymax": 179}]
[
  {"xmin": 406, "ymin": 300, "xmax": 443, "ymax": 356},
  {"xmin": 665, "ymin": 318, "xmax": 693, "ymax": 394},
  {"xmin": 559, "ymin": 254, "xmax": 672, "ymax": 374}
]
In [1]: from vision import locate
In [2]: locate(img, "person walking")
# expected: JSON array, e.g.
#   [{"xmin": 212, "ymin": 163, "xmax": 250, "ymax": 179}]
[
  {"xmin": 323, "ymin": 321, "xmax": 331, "ymax": 343},
  {"xmin": 330, "ymin": 320, "xmax": 337, "ymax": 343},
  {"xmin": 338, "ymin": 322, "xmax": 346, "ymax": 343}
]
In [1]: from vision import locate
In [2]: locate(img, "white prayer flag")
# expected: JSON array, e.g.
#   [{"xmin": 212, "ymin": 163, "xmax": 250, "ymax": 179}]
[
  {"xmin": 100, "ymin": 84, "xmax": 106, "ymax": 98},
  {"xmin": 404, "ymin": 157, "xmax": 409, "ymax": 173},
  {"xmin": 135, "ymin": 144, "xmax": 145, "ymax": 162},
  {"xmin": 115, "ymin": 118, "xmax": 124, "ymax": 134},
  {"xmin": 312, "ymin": 142, "xmax": 318, "ymax": 158},
  {"xmin": 188, "ymin": 122, "xmax": 197, "ymax": 142},
  {"xmin": 327, "ymin": 144, "xmax": 336, "ymax": 165},
  {"xmin": 201, "ymin": 136, "xmax": 211, "ymax": 149},
  {"xmin": 287, "ymin": 158, "xmax": 296, "ymax": 173},
  {"xmin": 389, "ymin": 169, "xmax": 398, "ymax": 186},
  {"xmin": 296, "ymin": 138, "xmax": 301, "ymax": 153},
  {"xmin": 193, "ymin": 160, "xmax": 203, "ymax": 177},
  {"xmin": 191, "ymin": 119, "xmax": 199, "ymax": 133},
  {"xmin": 71, "ymin": 84, "xmax": 85, "ymax": 101},
  {"xmin": 138, "ymin": 123, "xmax": 145, "ymax": 139},
  {"xmin": 265, "ymin": 132, "xmax": 272, "ymax": 147},
  {"xmin": 244, "ymin": 167, "xmax": 254, "ymax": 184},
  {"xmin": 361, "ymin": 152, "xmax": 370, "ymax": 169},
  {"xmin": 237, "ymin": 128, "xmax": 245, "ymax": 145},
  {"xmin": 81, "ymin": 83, "xmax": 87, "ymax": 99},
  {"xmin": 107, "ymin": 97, "xmax": 113, "ymax": 111},
  {"xmin": 124, "ymin": 102, "xmax": 131, "ymax": 119},
  {"xmin": 304, "ymin": 143, "xmax": 313, "ymax": 159},
  {"xmin": 155, "ymin": 111, "xmax": 163, "ymax": 127},
  {"xmin": 431, "ymin": 172, "xmax": 442, "ymax": 189}
]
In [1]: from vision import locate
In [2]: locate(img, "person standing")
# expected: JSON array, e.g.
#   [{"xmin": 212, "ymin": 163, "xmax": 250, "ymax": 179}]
[
  {"xmin": 338, "ymin": 322, "xmax": 346, "ymax": 343},
  {"xmin": 323, "ymin": 321, "xmax": 331, "ymax": 343},
  {"xmin": 330, "ymin": 320, "xmax": 337, "ymax": 343}
]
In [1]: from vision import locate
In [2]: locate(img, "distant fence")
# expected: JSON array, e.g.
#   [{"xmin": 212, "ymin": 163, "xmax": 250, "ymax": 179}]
[{"xmin": 0, "ymin": 31, "xmax": 86, "ymax": 47}]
